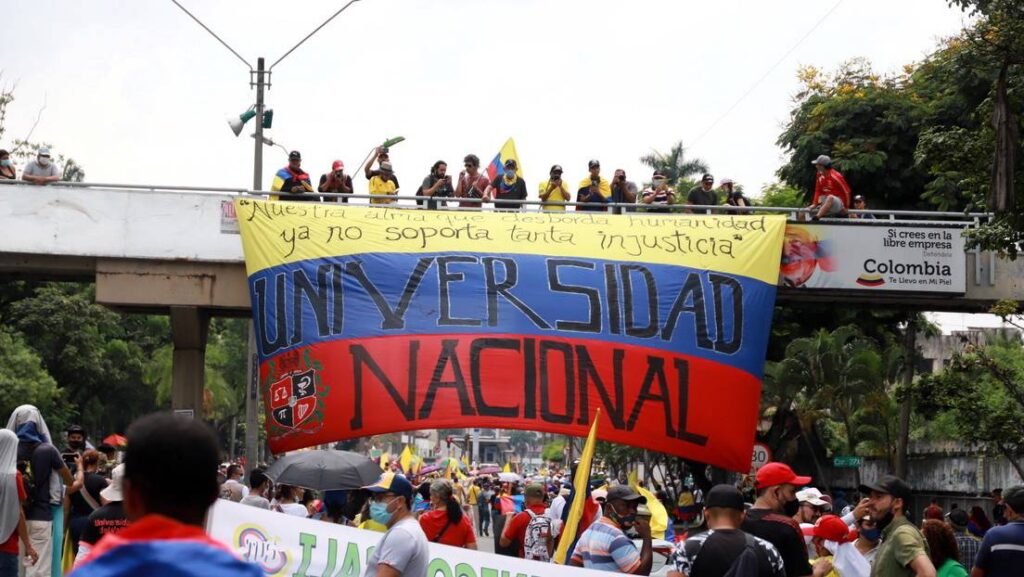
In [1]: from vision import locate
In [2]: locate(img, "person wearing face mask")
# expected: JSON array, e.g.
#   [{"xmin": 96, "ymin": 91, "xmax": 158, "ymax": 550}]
[
  {"xmin": 569, "ymin": 485, "xmax": 653, "ymax": 575},
  {"xmin": 21, "ymin": 147, "xmax": 61, "ymax": 186},
  {"xmin": 640, "ymin": 170, "xmax": 676, "ymax": 213},
  {"xmin": 484, "ymin": 159, "xmax": 527, "ymax": 210},
  {"xmin": 0, "ymin": 150, "xmax": 16, "ymax": 180},
  {"xmin": 64, "ymin": 425, "xmax": 91, "ymax": 456},
  {"xmin": 859, "ymin": 475, "xmax": 935, "ymax": 577},
  {"xmin": 854, "ymin": 515, "xmax": 883, "ymax": 566},
  {"xmin": 361, "ymin": 472, "xmax": 429, "ymax": 577},
  {"xmin": 742, "ymin": 462, "xmax": 831, "ymax": 577}
]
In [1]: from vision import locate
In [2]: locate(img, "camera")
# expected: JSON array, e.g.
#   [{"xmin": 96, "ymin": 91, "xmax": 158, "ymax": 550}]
[{"xmin": 591, "ymin": 178, "xmax": 600, "ymax": 187}]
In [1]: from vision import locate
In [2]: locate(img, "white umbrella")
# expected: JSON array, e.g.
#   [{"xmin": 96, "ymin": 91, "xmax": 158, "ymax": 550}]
[{"xmin": 498, "ymin": 472, "xmax": 522, "ymax": 483}]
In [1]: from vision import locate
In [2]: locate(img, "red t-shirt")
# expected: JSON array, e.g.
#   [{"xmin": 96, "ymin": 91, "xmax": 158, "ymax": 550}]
[
  {"xmin": 812, "ymin": 168, "xmax": 852, "ymax": 208},
  {"xmin": 0, "ymin": 472, "xmax": 27, "ymax": 553},
  {"xmin": 418, "ymin": 509, "xmax": 476, "ymax": 548},
  {"xmin": 504, "ymin": 503, "xmax": 548, "ymax": 557}
]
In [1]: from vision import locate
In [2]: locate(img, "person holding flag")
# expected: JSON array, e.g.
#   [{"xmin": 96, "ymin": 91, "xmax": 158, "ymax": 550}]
[
  {"xmin": 570, "ymin": 485, "xmax": 654, "ymax": 574},
  {"xmin": 484, "ymin": 159, "xmax": 527, "ymax": 210}
]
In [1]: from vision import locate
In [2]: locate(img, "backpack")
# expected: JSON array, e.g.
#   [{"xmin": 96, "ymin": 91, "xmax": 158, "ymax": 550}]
[
  {"xmin": 16, "ymin": 445, "xmax": 41, "ymax": 509},
  {"xmin": 691, "ymin": 532, "xmax": 766, "ymax": 577},
  {"xmin": 522, "ymin": 510, "xmax": 552, "ymax": 562}
]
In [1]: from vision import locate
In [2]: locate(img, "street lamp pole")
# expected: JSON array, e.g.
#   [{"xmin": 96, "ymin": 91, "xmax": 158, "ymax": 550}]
[{"xmin": 252, "ymin": 57, "xmax": 266, "ymax": 190}]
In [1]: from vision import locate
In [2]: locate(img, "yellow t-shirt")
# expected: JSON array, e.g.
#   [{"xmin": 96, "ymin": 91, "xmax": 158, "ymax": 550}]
[
  {"xmin": 577, "ymin": 176, "xmax": 611, "ymax": 201},
  {"xmin": 357, "ymin": 518, "xmax": 387, "ymax": 532},
  {"xmin": 369, "ymin": 176, "xmax": 397, "ymax": 204},
  {"xmin": 539, "ymin": 180, "xmax": 572, "ymax": 211},
  {"xmin": 468, "ymin": 484, "xmax": 481, "ymax": 505}
]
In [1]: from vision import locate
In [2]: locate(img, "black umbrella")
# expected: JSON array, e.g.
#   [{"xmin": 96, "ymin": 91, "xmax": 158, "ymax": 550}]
[{"xmin": 264, "ymin": 450, "xmax": 382, "ymax": 491}]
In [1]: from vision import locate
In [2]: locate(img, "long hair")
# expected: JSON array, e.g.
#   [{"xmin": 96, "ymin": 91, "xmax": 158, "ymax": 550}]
[
  {"xmin": 922, "ymin": 519, "xmax": 960, "ymax": 569},
  {"xmin": 431, "ymin": 479, "xmax": 463, "ymax": 525}
]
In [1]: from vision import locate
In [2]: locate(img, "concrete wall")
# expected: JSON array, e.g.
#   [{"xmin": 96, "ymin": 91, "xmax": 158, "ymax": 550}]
[{"xmin": 827, "ymin": 453, "xmax": 1023, "ymax": 495}]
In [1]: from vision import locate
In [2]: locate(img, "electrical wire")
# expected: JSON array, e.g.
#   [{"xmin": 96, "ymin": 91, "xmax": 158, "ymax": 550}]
[
  {"xmin": 690, "ymin": 0, "xmax": 844, "ymax": 147},
  {"xmin": 169, "ymin": 0, "xmax": 252, "ymax": 70}
]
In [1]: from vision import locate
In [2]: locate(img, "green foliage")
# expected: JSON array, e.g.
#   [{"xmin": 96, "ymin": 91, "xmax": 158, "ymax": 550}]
[
  {"xmin": 0, "ymin": 81, "xmax": 86, "ymax": 182},
  {"xmin": 541, "ymin": 440, "xmax": 566, "ymax": 462},
  {"xmin": 913, "ymin": 339, "xmax": 1024, "ymax": 473},
  {"xmin": 777, "ymin": 59, "xmax": 927, "ymax": 210},
  {"xmin": 638, "ymin": 141, "xmax": 709, "ymax": 188},
  {"xmin": 758, "ymin": 183, "xmax": 805, "ymax": 208},
  {"xmin": 0, "ymin": 328, "xmax": 70, "ymax": 429}
]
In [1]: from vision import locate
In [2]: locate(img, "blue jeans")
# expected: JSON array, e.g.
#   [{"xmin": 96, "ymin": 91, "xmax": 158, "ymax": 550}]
[{"xmin": 0, "ymin": 551, "xmax": 18, "ymax": 577}]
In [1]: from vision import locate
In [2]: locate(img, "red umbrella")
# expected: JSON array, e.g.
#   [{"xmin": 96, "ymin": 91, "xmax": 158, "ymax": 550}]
[{"xmin": 103, "ymin": 434, "xmax": 127, "ymax": 447}]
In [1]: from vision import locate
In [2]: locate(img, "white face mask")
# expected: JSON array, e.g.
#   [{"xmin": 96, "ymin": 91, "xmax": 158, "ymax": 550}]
[
  {"xmin": 653, "ymin": 179, "xmax": 666, "ymax": 187},
  {"xmin": 38, "ymin": 156, "xmax": 51, "ymax": 167}
]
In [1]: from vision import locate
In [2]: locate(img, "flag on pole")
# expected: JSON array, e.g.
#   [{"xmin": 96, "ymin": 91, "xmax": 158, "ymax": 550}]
[
  {"xmin": 485, "ymin": 138, "xmax": 522, "ymax": 182},
  {"xmin": 630, "ymin": 470, "xmax": 670, "ymax": 540},
  {"xmin": 553, "ymin": 408, "xmax": 601, "ymax": 565},
  {"xmin": 502, "ymin": 462, "xmax": 511, "ymax": 473},
  {"xmin": 379, "ymin": 451, "xmax": 390, "ymax": 471},
  {"xmin": 399, "ymin": 446, "xmax": 413, "ymax": 474}
]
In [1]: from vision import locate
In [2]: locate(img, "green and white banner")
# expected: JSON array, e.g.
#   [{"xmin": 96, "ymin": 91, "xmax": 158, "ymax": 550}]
[{"xmin": 208, "ymin": 500, "xmax": 619, "ymax": 577}]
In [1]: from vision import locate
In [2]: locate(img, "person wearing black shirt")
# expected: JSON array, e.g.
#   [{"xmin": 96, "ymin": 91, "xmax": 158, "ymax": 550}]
[
  {"xmin": 485, "ymin": 159, "xmax": 527, "ymax": 210},
  {"xmin": 669, "ymin": 485, "xmax": 784, "ymax": 577},
  {"xmin": 318, "ymin": 160, "xmax": 354, "ymax": 203},
  {"xmin": 741, "ymin": 462, "xmax": 832, "ymax": 577},
  {"xmin": 419, "ymin": 160, "xmax": 455, "ymax": 210},
  {"xmin": 68, "ymin": 450, "xmax": 109, "ymax": 555}
]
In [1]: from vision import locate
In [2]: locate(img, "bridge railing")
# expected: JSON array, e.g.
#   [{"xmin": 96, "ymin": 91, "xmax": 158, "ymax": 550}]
[{"xmin": 0, "ymin": 179, "xmax": 992, "ymax": 227}]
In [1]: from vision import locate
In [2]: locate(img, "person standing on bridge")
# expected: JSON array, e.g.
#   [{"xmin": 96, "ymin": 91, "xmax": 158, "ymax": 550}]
[
  {"xmin": 0, "ymin": 150, "xmax": 16, "ymax": 180},
  {"xmin": 271, "ymin": 151, "xmax": 314, "ymax": 201},
  {"xmin": 319, "ymin": 160, "xmax": 353, "ymax": 203}
]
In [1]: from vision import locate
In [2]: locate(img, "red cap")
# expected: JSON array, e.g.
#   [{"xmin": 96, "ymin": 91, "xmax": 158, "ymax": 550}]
[
  {"xmin": 802, "ymin": 515, "xmax": 857, "ymax": 543},
  {"xmin": 755, "ymin": 462, "xmax": 812, "ymax": 489},
  {"xmin": 331, "ymin": 160, "xmax": 345, "ymax": 171}
]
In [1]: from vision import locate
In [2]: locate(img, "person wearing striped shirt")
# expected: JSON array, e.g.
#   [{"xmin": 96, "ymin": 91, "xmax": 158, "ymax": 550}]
[{"xmin": 569, "ymin": 485, "xmax": 653, "ymax": 575}]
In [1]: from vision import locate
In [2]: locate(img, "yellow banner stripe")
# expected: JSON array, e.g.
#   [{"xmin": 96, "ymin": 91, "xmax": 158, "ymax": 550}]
[{"xmin": 234, "ymin": 199, "xmax": 786, "ymax": 285}]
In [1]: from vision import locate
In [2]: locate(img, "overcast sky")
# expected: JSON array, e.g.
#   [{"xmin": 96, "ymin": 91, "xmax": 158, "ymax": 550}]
[{"xmin": 3, "ymin": 0, "xmax": 971, "ymax": 195}]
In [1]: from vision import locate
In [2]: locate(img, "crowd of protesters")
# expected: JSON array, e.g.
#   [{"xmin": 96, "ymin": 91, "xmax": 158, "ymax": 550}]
[
  {"xmin": 269, "ymin": 147, "xmax": 877, "ymax": 219},
  {"xmin": 6, "ymin": 403, "xmax": 1022, "ymax": 577}
]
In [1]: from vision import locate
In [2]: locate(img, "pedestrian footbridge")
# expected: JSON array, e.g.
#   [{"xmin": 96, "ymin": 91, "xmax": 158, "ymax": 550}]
[{"xmin": 2, "ymin": 182, "xmax": 1020, "ymax": 414}]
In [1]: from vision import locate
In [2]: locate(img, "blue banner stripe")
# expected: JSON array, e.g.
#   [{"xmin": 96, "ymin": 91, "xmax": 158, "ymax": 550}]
[{"xmin": 248, "ymin": 251, "xmax": 777, "ymax": 379}]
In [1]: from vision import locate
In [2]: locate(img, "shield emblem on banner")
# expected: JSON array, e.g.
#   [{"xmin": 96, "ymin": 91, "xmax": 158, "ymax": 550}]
[{"xmin": 268, "ymin": 369, "xmax": 317, "ymax": 429}]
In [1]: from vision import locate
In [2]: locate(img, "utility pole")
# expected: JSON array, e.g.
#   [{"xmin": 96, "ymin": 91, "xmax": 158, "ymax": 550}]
[{"xmin": 252, "ymin": 57, "xmax": 266, "ymax": 191}]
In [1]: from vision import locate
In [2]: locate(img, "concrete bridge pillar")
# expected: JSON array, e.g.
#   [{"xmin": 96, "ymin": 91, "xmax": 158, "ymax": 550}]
[{"xmin": 170, "ymin": 306, "xmax": 209, "ymax": 416}]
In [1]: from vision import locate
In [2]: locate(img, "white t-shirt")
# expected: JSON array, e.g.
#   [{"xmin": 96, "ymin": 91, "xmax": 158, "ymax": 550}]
[
  {"xmin": 240, "ymin": 494, "xmax": 270, "ymax": 510},
  {"xmin": 23, "ymin": 159, "xmax": 59, "ymax": 178},
  {"xmin": 223, "ymin": 479, "xmax": 250, "ymax": 499},
  {"xmin": 363, "ymin": 517, "xmax": 429, "ymax": 577},
  {"xmin": 279, "ymin": 502, "xmax": 309, "ymax": 517}
]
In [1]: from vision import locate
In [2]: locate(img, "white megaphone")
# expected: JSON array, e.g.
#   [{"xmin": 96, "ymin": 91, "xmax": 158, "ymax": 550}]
[{"xmin": 227, "ymin": 109, "xmax": 258, "ymax": 137}]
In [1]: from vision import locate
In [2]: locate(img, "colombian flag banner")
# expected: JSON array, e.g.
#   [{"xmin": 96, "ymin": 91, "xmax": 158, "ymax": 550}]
[
  {"xmin": 234, "ymin": 200, "xmax": 786, "ymax": 472},
  {"xmin": 486, "ymin": 137, "xmax": 522, "ymax": 182}
]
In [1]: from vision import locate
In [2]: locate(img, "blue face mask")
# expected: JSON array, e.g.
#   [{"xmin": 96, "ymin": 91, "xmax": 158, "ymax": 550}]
[
  {"xmin": 860, "ymin": 527, "xmax": 882, "ymax": 542},
  {"xmin": 0, "ymin": 159, "xmax": 11, "ymax": 167},
  {"xmin": 370, "ymin": 498, "xmax": 395, "ymax": 525}
]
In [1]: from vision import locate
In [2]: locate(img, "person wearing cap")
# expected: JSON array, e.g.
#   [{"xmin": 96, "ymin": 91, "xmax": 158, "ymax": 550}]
[
  {"xmin": 803, "ymin": 515, "xmax": 857, "ymax": 577},
  {"xmin": 570, "ymin": 484, "xmax": 653, "ymax": 575},
  {"xmin": 722, "ymin": 178, "xmax": 753, "ymax": 215},
  {"xmin": 65, "ymin": 424, "xmax": 90, "ymax": 455},
  {"xmin": 796, "ymin": 488, "xmax": 830, "ymax": 526},
  {"xmin": 742, "ymin": 462, "xmax": 826, "ymax": 577},
  {"xmin": 318, "ymin": 160, "xmax": 354, "ymax": 203},
  {"xmin": 73, "ymin": 464, "xmax": 129, "ymax": 568},
  {"xmin": 641, "ymin": 170, "xmax": 676, "ymax": 213},
  {"xmin": 484, "ymin": 159, "xmax": 527, "ymax": 210},
  {"xmin": 539, "ymin": 165, "xmax": 571, "ymax": 211},
  {"xmin": 361, "ymin": 471, "xmax": 429, "ymax": 577},
  {"xmin": 418, "ymin": 160, "xmax": 455, "ymax": 211},
  {"xmin": 859, "ymin": 475, "xmax": 936, "ymax": 577},
  {"xmin": 368, "ymin": 161, "xmax": 399, "ymax": 205},
  {"xmin": 687, "ymin": 173, "xmax": 719, "ymax": 213},
  {"xmin": 71, "ymin": 413, "xmax": 262, "ymax": 577},
  {"xmin": 576, "ymin": 160, "xmax": 611, "ymax": 212},
  {"xmin": 972, "ymin": 485, "xmax": 1024, "ymax": 577},
  {"xmin": 365, "ymin": 146, "xmax": 401, "ymax": 189},
  {"xmin": 850, "ymin": 195, "xmax": 876, "ymax": 219},
  {"xmin": 21, "ymin": 147, "xmax": 61, "ymax": 185},
  {"xmin": 809, "ymin": 155, "xmax": 852, "ymax": 220},
  {"xmin": 946, "ymin": 510, "xmax": 979, "ymax": 569},
  {"xmin": 271, "ymin": 151, "xmax": 314, "ymax": 201},
  {"xmin": 669, "ymin": 484, "xmax": 785, "ymax": 577},
  {"xmin": 500, "ymin": 483, "xmax": 551, "ymax": 560}
]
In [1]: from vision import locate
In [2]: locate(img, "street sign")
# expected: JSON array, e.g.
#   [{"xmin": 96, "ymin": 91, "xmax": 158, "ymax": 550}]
[
  {"xmin": 751, "ymin": 443, "xmax": 772, "ymax": 471},
  {"xmin": 833, "ymin": 456, "xmax": 862, "ymax": 468}
]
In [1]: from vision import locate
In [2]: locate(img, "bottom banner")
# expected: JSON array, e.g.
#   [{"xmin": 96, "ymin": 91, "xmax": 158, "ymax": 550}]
[{"xmin": 208, "ymin": 500, "xmax": 619, "ymax": 577}]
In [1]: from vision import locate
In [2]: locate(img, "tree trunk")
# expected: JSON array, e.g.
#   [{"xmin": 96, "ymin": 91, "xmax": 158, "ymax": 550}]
[
  {"xmin": 841, "ymin": 412, "xmax": 862, "ymax": 489},
  {"xmin": 799, "ymin": 418, "xmax": 831, "ymax": 495},
  {"xmin": 896, "ymin": 318, "xmax": 917, "ymax": 479},
  {"xmin": 990, "ymin": 61, "xmax": 1017, "ymax": 212},
  {"xmin": 997, "ymin": 444, "xmax": 1024, "ymax": 482}
]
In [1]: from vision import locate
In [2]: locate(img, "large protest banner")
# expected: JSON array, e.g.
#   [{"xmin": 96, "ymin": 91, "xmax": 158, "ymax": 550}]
[
  {"xmin": 235, "ymin": 200, "xmax": 786, "ymax": 471},
  {"xmin": 208, "ymin": 499, "xmax": 614, "ymax": 577}
]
